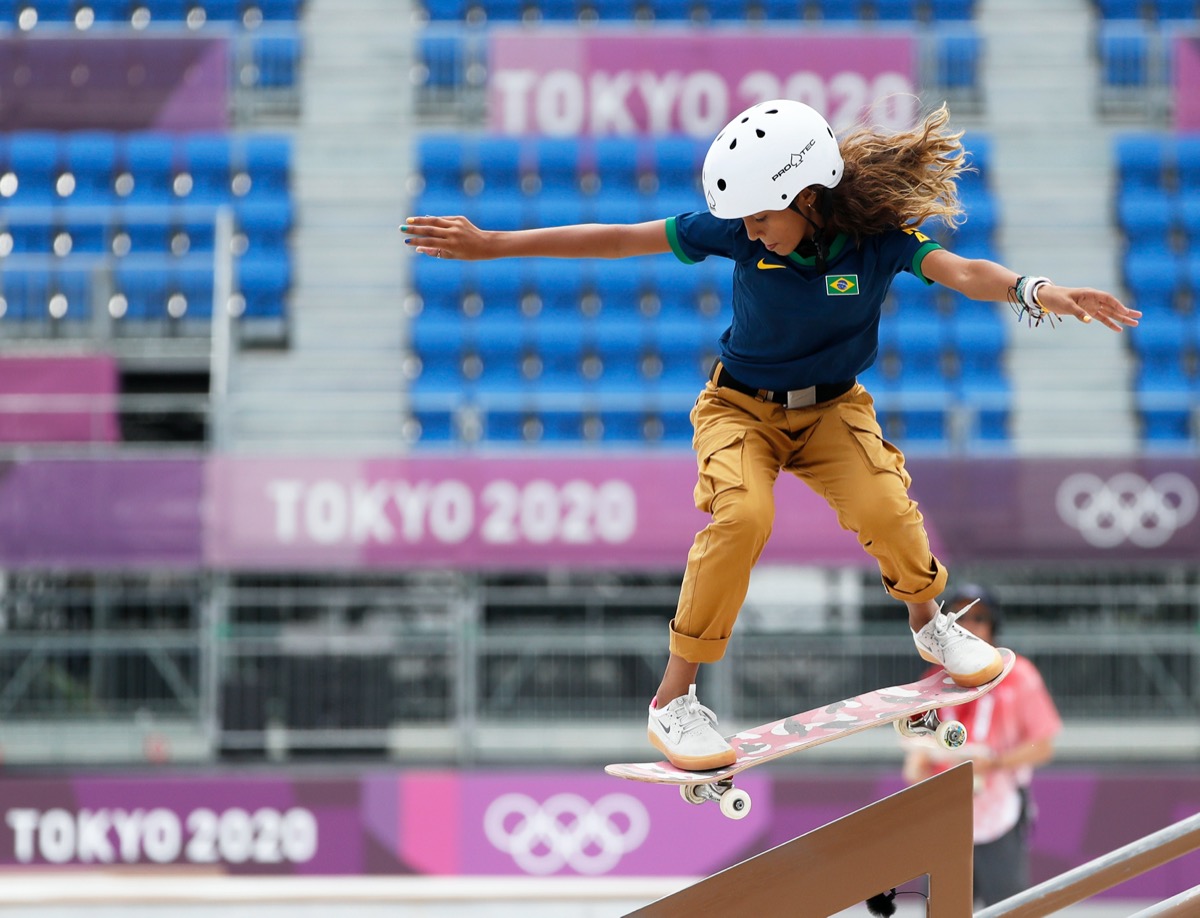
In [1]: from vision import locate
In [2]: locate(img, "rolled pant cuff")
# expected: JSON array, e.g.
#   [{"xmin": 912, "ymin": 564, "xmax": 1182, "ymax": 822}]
[
  {"xmin": 668, "ymin": 622, "xmax": 729, "ymax": 663},
  {"xmin": 884, "ymin": 563, "xmax": 949, "ymax": 605}
]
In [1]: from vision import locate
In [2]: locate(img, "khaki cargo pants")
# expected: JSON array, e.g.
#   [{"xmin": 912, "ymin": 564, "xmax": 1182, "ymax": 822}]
[{"xmin": 670, "ymin": 373, "xmax": 948, "ymax": 663}]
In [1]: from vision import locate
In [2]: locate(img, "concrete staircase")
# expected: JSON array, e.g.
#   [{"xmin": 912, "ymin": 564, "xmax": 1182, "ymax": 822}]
[
  {"xmin": 222, "ymin": 0, "xmax": 416, "ymax": 453},
  {"xmin": 973, "ymin": 0, "xmax": 1138, "ymax": 454}
]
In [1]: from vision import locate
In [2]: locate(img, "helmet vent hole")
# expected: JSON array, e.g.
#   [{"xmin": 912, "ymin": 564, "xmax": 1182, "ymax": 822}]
[
  {"xmin": 728, "ymin": 139, "xmax": 736, "ymax": 150},
  {"xmin": 755, "ymin": 129, "xmax": 765, "ymax": 138},
  {"xmin": 740, "ymin": 116, "xmax": 749, "ymax": 123},
  {"xmin": 717, "ymin": 178, "xmax": 727, "ymax": 191},
  {"xmin": 766, "ymin": 108, "xmax": 778, "ymax": 114}
]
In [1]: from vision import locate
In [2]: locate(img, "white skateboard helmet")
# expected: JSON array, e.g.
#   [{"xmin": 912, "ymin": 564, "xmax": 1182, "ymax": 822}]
[{"xmin": 702, "ymin": 99, "xmax": 844, "ymax": 219}]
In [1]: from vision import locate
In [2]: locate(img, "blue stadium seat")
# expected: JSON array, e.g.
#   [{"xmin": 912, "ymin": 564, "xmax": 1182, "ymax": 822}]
[
  {"xmin": 59, "ymin": 208, "xmax": 112, "ymax": 254},
  {"xmin": 418, "ymin": 134, "xmax": 471, "ymax": 194},
  {"xmin": 530, "ymin": 259, "xmax": 584, "ymax": 314},
  {"xmin": 928, "ymin": 0, "xmax": 973, "ymax": 18},
  {"xmin": 472, "ymin": 313, "xmax": 532, "ymax": 392},
  {"xmin": 591, "ymin": 322, "xmax": 651, "ymax": 392},
  {"xmin": 1124, "ymin": 250, "xmax": 1183, "ymax": 313},
  {"xmin": 534, "ymin": 314, "xmax": 588, "ymax": 389},
  {"xmin": 51, "ymin": 260, "xmax": 93, "ymax": 322},
  {"xmin": 173, "ymin": 258, "xmax": 215, "ymax": 320},
  {"xmin": 236, "ymin": 199, "xmax": 291, "ymax": 253},
  {"xmin": 201, "ymin": 0, "xmax": 245, "ymax": 21},
  {"xmin": 34, "ymin": 0, "xmax": 76, "ymax": 22},
  {"xmin": 760, "ymin": 0, "xmax": 802, "ymax": 19},
  {"xmin": 1100, "ymin": 30, "xmax": 1149, "ymax": 88},
  {"xmin": 872, "ymin": 0, "xmax": 917, "ymax": 19},
  {"xmin": 470, "ymin": 259, "xmax": 528, "ymax": 315},
  {"xmin": 143, "ymin": 0, "xmax": 191, "ymax": 20},
  {"xmin": 1117, "ymin": 187, "xmax": 1174, "ymax": 249},
  {"xmin": 417, "ymin": 33, "xmax": 466, "ymax": 90},
  {"xmin": 651, "ymin": 136, "xmax": 700, "ymax": 194},
  {"xmin": 1, "ymin": 263, "xmax": 52, "ymax": 320},
  {"xmin": 588, "ymin": 138, "xmax": 643, "ymax": 193},
  {"xmin": 119, "ymin": 134, "xmax": 177, "ymax": 204},
  {"xmin": 63, "ymin": 132, "xmax": 118, "ymax": 206},
  {"xmin": 251, "ymin": 34, "xmax": 301, "ymax": 89},
  {"xmin": 118, "ymin": 209, "xmax": 174, "ymax": 254},
  {"xmin": 1115, "ymin": 135, "xmax": 1167, "ymax": 190},
  {"xmin": 529, "ymin": 192, "xmax": 590, "ymax": 228},
  {"xmin": 181, "ymin": 134, "xmax": 233, "ymax": 204},
  {"xmin": 1096, "ymin": 0, "xmax": 1142, "ymax": 16},
  {"xmin": 475, "ymin": 137, "xmax": 526, "ymax": 196},
  {"xmin": 814, "ymin": 0, "xmax": 860, "ymax": 19},
  {"xmin": 532, "ymin": 138, "xmax": 582, "ymax": 192},
  {"xmin": 237, "ymin": 135, "xmax": 291, "ymax": 202},
  {"xmin": 1180, "ymin": 194, "xmax": 1200, "ymax": 244},
  {"xmin": 590, "ymin": 266, "xmax": 651, "ymax": 321},
  {"xmin": 703, "ymin": 0, "xmax": 747, "ymax": 18},
  {"xmin": 1177, "ymin": 136, "xmax": 1200, "ymax": 194},
  {"xmin": 937, "ymin": 33, "xmax": 981, "ymax": 91},
  {"xmin": 6, "ymin": 133, "xmax": 60, "ymax": 206},
  {"xmin": 236, "ymin": 253, "xmax": 289, "ymax": 317},
  {"xmin": 115, "ymin": 259, "xmax": 171, "ymax": 320},
  {"xmin": 4, "ymin": 211, "xmax": 56, "ymax": 254},
  {"xmin": 1156, "ymin": 0, "xmax": 1197, "ymax": 19},
  {"xmin": 253, "ymin": 0, "xmax": 303, "ymax": 20}
]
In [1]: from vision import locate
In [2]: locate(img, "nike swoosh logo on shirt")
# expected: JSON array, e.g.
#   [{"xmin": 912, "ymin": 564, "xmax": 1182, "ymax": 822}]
[{"xmin": 757, "ymin": 259, "xmax": 786, "ymax": 270}]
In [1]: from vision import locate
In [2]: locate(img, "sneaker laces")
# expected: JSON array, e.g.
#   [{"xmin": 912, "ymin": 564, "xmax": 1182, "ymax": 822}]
[
  {"xmin": 927, "ymin": 599, "xmax": 980, "ymax": 647},
  {"xmin": 670, "ymin": 686, "xmax": 721, "ymax": 735}
]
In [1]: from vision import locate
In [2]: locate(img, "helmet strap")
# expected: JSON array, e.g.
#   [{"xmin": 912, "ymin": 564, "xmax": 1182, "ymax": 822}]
[{"xmin": 789, "ymin": 188, "xmax": 833, "ymax": 273}]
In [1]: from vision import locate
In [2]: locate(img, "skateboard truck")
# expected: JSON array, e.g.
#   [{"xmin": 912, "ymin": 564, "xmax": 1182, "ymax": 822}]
[
  {"xmin": 679, "ymin": 778, "xmax": 753, "ymax": 820},
  {"xmin": 893, "ymin": 710, "xmax": 967, "ymax": 749}
]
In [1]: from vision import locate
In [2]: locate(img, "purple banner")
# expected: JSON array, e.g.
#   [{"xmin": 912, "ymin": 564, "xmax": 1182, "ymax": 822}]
[
  {"xmin": 1174, "ymin": 36, "xmax": 1200, "ymax": 131},
  {"xmin": 204, "ymin": 454, "xmax": 867, "ymax": 571},
  {"xmin": 487, "ymin": 28, "xmax": 916, "ymax": 137},
  {"xmin": 0, "ymin": 355, "xmax": 119, "ymax": 444},
  {"xmin": 1, "ymin": 455, "xmax": 1198, "ymax": 569},
  {"xmin": 0, "ymin": 457, "xmax": 203, "ymax": 567},
  {"xmin": 0, "ymin": 37, "xmax": 228, "ymax": 131},
  {"xmin": 0, "ymin": 767, "xmax": 1196, "ymax": 898}
]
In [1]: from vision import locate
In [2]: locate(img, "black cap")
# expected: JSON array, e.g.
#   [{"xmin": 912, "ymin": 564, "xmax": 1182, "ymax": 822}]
[{"xmin": 946, "ymin": 583, "xmax": 1003, "ymax": 635}]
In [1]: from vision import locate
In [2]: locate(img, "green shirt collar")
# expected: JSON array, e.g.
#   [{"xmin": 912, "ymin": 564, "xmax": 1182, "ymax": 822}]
[{"xmin": 786, "ymin": 232, "xmax": 849, "ymax": 267}]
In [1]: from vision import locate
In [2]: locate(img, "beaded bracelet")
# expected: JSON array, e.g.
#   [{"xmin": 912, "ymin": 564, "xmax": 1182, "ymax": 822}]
[{"xmin": 1008, "ymin": 275, "xmax": 1057, "ymax": 327}]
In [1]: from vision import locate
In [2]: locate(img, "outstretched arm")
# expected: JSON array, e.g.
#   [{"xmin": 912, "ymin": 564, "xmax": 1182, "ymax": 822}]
[
  {"xmin": 921, "ymin": 248, "xmax": 1141, "ymax": 332},
  {"xmin": 402, "ymin": 215, "xmax": 672, "ymax": 261}
]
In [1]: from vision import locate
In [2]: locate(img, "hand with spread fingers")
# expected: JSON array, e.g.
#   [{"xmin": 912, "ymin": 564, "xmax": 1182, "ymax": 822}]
[
  {"xmin": 400, "ymin": 215, "xmax": 490, "ymax": 260},
  {"xmin": 1037, "ymin": 284, "xmax": 1141, "ymax": 332}
]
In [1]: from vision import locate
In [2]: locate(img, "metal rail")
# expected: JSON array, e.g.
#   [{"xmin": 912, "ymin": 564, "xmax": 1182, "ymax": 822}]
[{"xmin": 976, "ymin": 813, "xmax": 1200, "ymax": 918}]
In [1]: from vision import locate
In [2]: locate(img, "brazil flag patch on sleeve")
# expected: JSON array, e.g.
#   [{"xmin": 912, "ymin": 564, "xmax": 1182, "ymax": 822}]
[{"xmin": 825, "ymin": 274, "xmax": 859, "ymax": 296}]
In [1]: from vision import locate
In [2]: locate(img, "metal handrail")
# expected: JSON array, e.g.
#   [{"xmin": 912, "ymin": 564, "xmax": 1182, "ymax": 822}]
[{"xmin": 976, "ymin": 812, "xmax": 1200, "ymax": 918}]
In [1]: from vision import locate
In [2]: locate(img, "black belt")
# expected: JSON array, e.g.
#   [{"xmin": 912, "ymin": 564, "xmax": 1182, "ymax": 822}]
[{"xmin": 711, "ymin": 362, "xmax": 855, "ymax": 408}]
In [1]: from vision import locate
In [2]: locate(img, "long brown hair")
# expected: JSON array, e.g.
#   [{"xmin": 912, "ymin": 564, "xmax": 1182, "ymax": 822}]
[{"xmin": 826, "ymin": 103, "xmax": 969, "ymax": 239}]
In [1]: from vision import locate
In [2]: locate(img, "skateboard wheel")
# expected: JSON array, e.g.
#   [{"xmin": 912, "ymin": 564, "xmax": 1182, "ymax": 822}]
[
  {"xmin": 679, "ymin": 784, "xmax": 706, "ymax": 806},
  {"xmin": 719, "ymin": 788, "xmax": 751, "ymax": 820},
  {"xmin": 894, "ymin": 718, "xmax": 922, "ymax": 739},
  {"xmin": 937, "ymin": 719, "xmax": 967, "ymax": 750}
]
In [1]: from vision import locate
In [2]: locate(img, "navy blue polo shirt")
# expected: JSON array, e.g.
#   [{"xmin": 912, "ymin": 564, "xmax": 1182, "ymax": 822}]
[{"xmin": 665, "ymin": 211, "xmax": 942, "ymax": 392}]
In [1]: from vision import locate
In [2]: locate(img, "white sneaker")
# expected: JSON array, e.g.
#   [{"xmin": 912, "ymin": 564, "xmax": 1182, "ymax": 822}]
[
  {"xmin": 647, "ymin": 684, "xmax": 736, "ymax": 771},
  {"xmin": 912, "ymin": 600, "xmax": 1005, "ymax": 687}
]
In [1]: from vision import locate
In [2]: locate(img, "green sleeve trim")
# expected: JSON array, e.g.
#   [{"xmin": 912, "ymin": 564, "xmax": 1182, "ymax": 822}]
[
  {"xmin": 911, "ymin": 240, "xmax": 942, "ymax": 285},
  {"xmin": 665, "ymin": 216, "xmax": 697, "ymax": 265}
]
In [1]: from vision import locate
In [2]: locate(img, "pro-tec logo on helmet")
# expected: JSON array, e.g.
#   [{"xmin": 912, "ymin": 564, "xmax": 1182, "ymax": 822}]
[{"xmin": 772, "ymin": 139, "xmax": 817, "ymax": 182}]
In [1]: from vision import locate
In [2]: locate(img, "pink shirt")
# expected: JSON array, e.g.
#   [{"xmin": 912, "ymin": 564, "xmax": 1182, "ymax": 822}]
[{"xmin": 924, "ymin": 655, "xmax": 1062, "ymax": 844}]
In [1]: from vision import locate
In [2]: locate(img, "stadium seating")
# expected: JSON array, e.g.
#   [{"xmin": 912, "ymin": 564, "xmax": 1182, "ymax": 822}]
[
  {"xmin": 1114, "ymin": 133, "xmax": 1200, "ymax": 444},
  {"xmin": 0, "ymin": 130, "xmax": 293, "ymax": 333}
]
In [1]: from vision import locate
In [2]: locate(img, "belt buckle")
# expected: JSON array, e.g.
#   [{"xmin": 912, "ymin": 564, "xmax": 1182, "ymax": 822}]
[{"xmin": 786, "ymin": 386, "xmax": 817, "ymax": 409}]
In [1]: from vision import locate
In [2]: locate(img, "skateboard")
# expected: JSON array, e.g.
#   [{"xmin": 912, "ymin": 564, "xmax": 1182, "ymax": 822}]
[{"xmin": 605, "ymin": 648, "xmax": 1016, "ymax": 820}]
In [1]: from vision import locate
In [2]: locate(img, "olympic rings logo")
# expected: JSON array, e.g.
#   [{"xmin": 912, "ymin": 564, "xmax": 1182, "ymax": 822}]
[
  {"xmin": 1056, "ymin": 472, "xmax": 1199, "ymax": 548},
  {"xmin": 483, "ymin": 792, "xmax": 650, "ymax": 875}
]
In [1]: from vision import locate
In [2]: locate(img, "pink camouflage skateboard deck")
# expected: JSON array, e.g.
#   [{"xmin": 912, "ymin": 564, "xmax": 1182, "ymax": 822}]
[{"xmin": 606, "ymin": 648, "xmax": 1016, "ymax": 819}]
